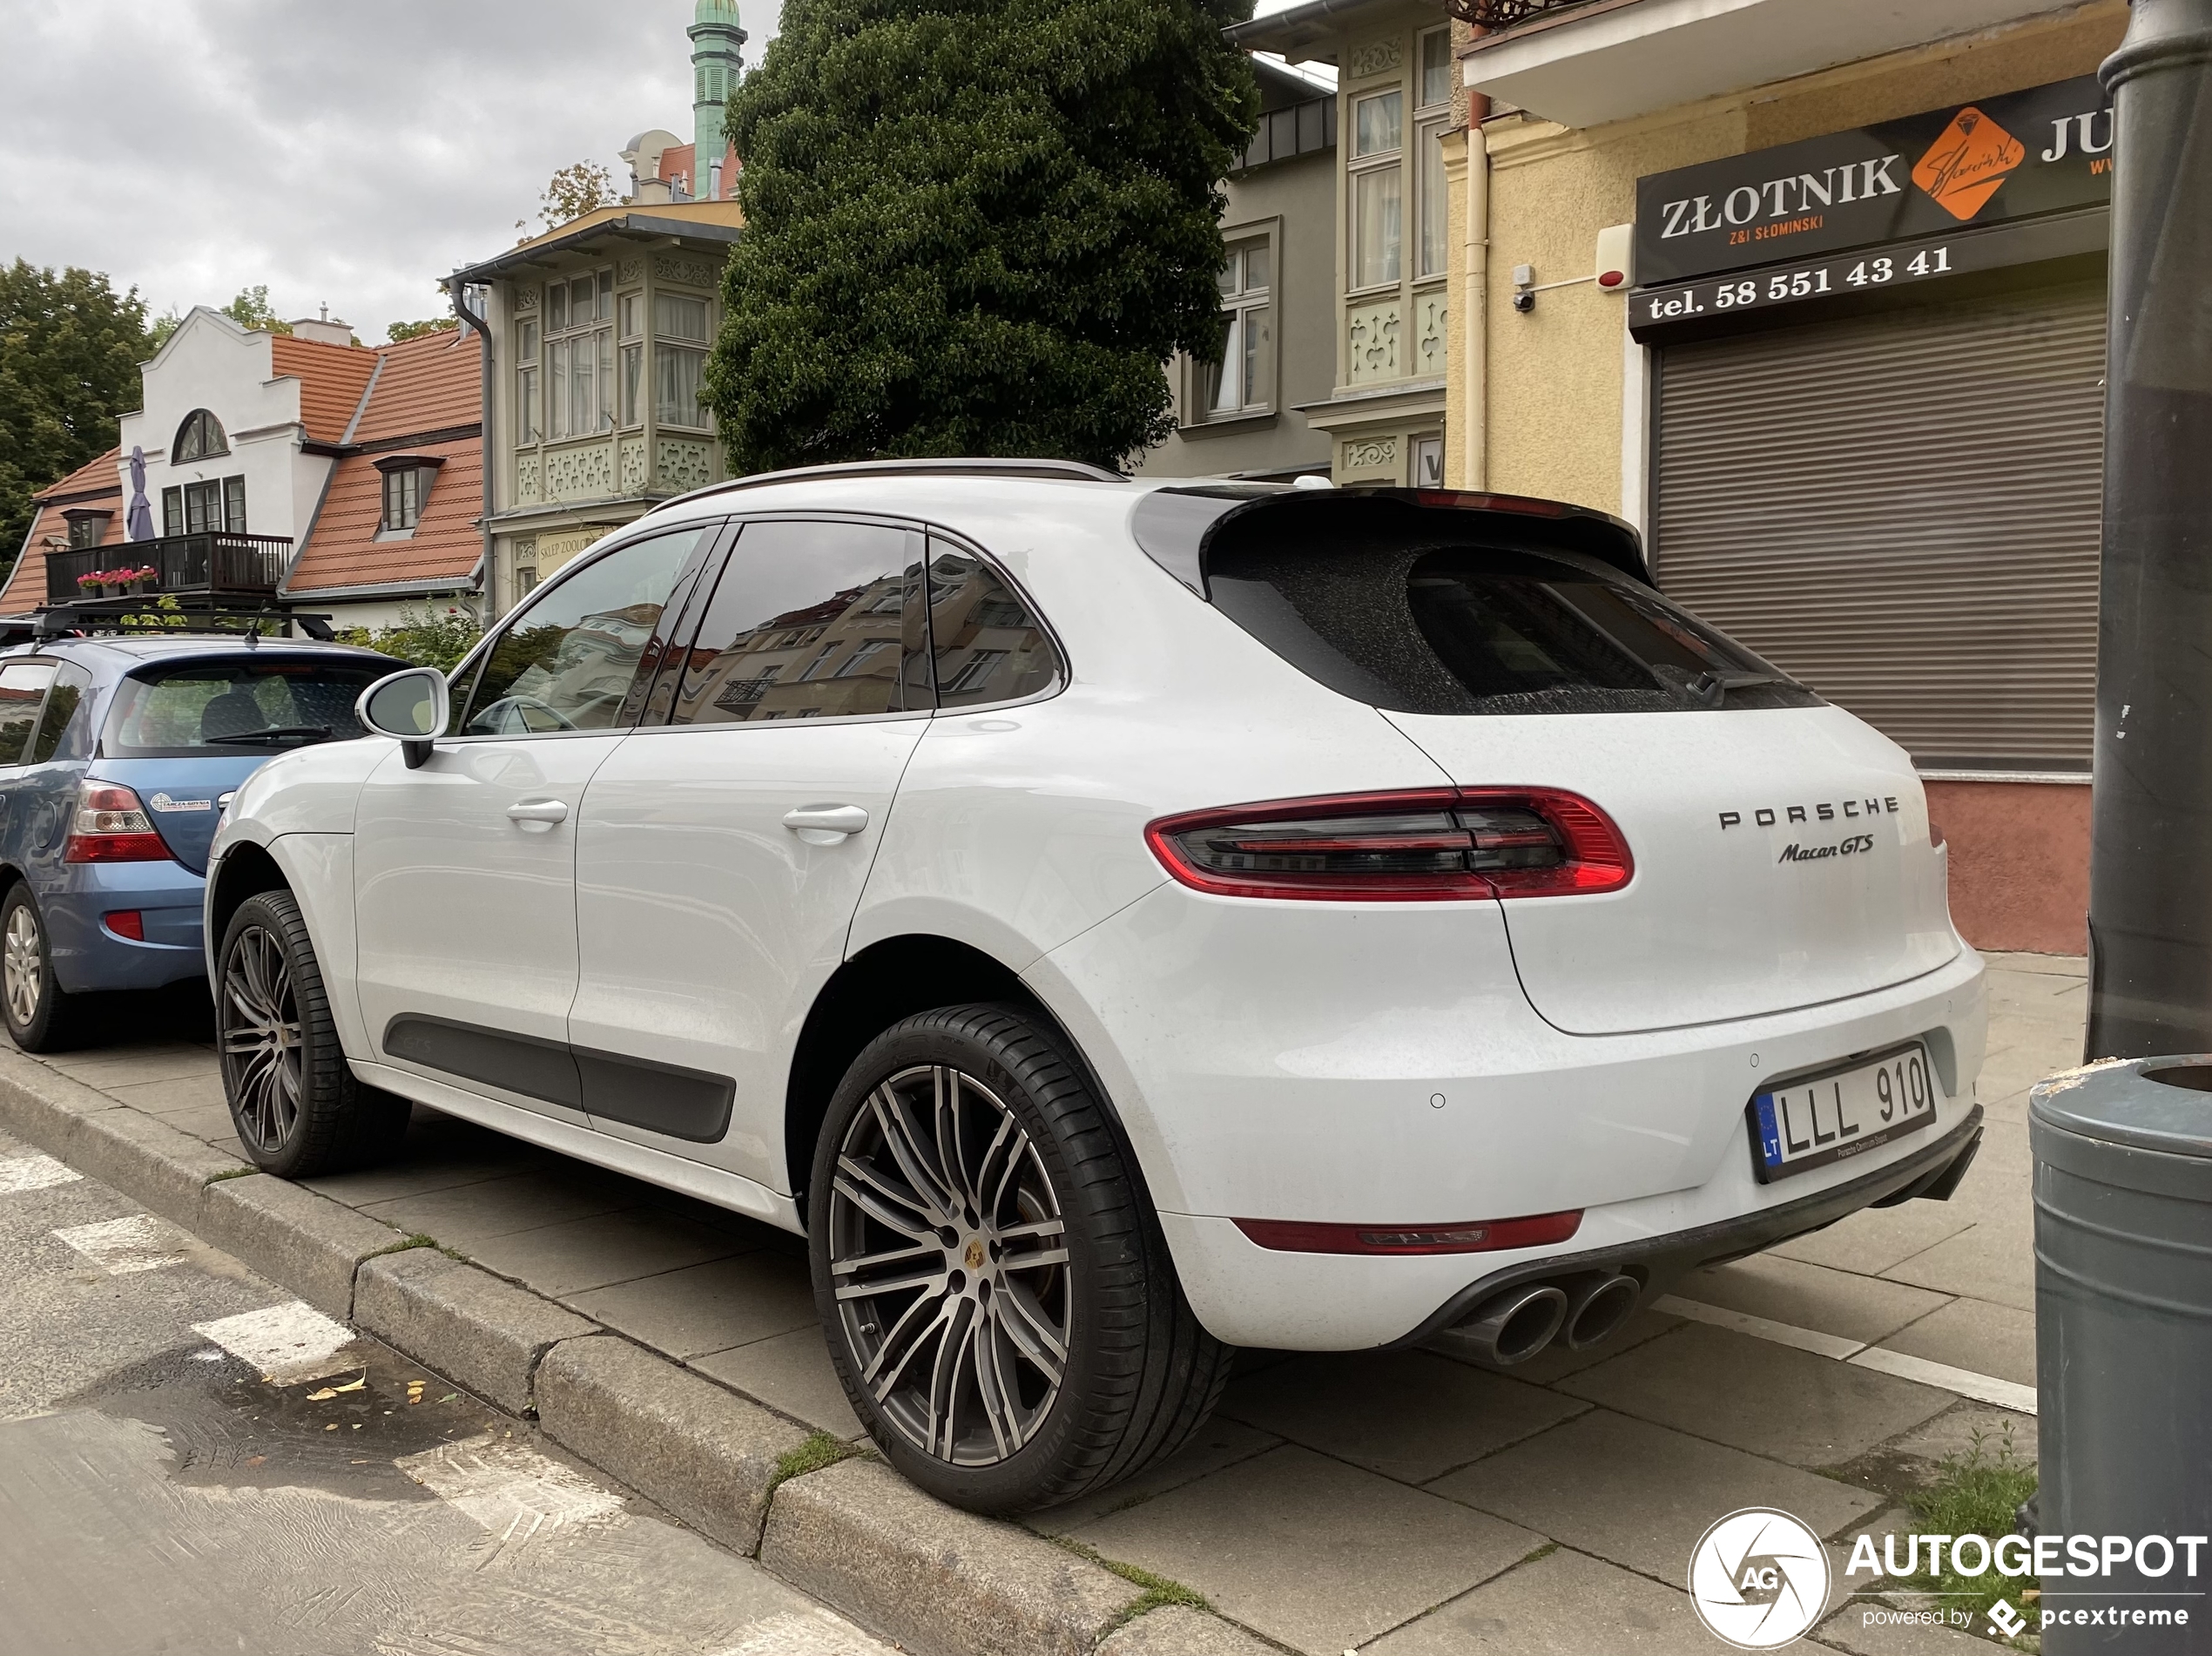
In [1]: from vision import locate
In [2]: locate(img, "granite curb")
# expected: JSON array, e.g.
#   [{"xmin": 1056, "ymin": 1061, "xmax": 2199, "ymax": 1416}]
[{"xmin": 3, "ymin": 1060, "xmax": 1278, "ymax": 1656}]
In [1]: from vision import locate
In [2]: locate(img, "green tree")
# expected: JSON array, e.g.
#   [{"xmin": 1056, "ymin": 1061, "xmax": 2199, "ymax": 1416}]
[
  {"xmin": 387, "ymin": 316, "xmax": 459, "ymax": 342},
  {"xmin": 0, "ymin": 260, "xmax": 150, "ymax": 558},
  {"xmin": 704, "ymin": 0, "xmax": 1258, "ymax": 475},
  {"xmin": 518, "ymin": 161, "xmax": 618, "ymax": 240}
]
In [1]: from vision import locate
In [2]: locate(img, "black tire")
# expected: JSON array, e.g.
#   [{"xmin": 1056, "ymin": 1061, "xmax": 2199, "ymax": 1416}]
[
  {"xmin": 809, "ymin": 1002, "xmax": 1230, "ymax": 1515},
  {"xmin": 217, "ymin": 889, "xmax": 408, "ymax": 1178},
  {"xmin": 0, "ymin": 884, "xmax": 83, "ymax": 1053}
]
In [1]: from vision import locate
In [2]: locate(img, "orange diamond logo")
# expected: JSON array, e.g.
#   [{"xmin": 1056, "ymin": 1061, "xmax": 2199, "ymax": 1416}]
[{"xmin": 1912, "ymin": 106, "xmax": 2027, "ymax": 221}]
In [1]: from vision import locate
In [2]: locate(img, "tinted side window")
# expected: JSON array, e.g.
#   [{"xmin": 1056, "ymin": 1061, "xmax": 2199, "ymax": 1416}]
[
  {"xmin": 925, "ymin": 546, "xmax": 1060, "ymax": 708},
  {"xmin": 30, "ymin": 664, "xmax": 93, "ymax": 764},
  {"xmin": 463, "ymin": 526, "xmax": 711, "ymax": 734},
  {"xmin": 669, "ymin": 520, "xmax": 927, "ymax": 725},
  {"xmin": 0, "ymin": 664, "xmax": 57, "ymax": 767}
]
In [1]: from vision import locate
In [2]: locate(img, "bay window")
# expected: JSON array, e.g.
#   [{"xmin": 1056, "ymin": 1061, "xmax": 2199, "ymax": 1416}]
[
  {"xmin": 654, "ymin": 293, "xmax": 710, "ymax": 429},
  {"xmin": 1416, "ymin": 29, "xmax": 1452, "ymax": 280},
  {"xmin": 1351, "ymin": 90, "xmax": 1403, "ymax": 290}
]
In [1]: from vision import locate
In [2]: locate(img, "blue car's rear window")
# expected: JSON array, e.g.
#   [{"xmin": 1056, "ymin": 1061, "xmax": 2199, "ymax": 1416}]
[{"xmin": 103, "ymin": 656, "xmax": 403, "ymax": 758}]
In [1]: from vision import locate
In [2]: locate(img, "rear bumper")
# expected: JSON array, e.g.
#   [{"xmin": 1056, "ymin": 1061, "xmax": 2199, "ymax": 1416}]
[
  {"xmin": 43, "ymin": 862, "xmax": 208, "ymax": 994},
  {"xmin": 1398, "ymin": 1104, "xmax": 1985, "ymax": 1348}
]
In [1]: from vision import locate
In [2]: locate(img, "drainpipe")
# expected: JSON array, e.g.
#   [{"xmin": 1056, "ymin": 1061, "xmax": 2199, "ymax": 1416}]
[
  {"xmin": 1461, "ymin": 35, "xmax": 1490, "ymax": 490},
  {"xmin": 2084, "ymin": 0, "xmax": 2212, "ymax": 1059},
  {"xmin": 447, "ymin": 274, "xmax": 495, "ymax": 628}
]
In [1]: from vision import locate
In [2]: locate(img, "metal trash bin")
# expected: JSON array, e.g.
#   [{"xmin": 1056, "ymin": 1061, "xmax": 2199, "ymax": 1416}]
[{"xmin": 2033, "ymin": 1058, "xmax": 2212, "ymax": 1653}]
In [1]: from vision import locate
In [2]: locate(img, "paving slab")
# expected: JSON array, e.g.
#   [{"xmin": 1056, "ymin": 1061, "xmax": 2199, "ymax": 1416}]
[
  {"xmin": 1097, "ymin": 1605, "xmax": 1279, "ymax": 1656},
  {"xmin": 692, "ymin": 1326, "xmax": 867, "ymax": 1440},
  {"xmin": 1216, "ymin": 1348, "xmax": 1586, "ymax": 1484},
  {"xmin": 44, "ymin": 1048, "xmax": 219, "ymax": 1090},
  {"xmin": 1816, "ymin": 1603, "xmax": 2009, "ymax": 1653},
  {"xmin": 1672, "ymin": 1254, "xmax": 1952, "ymax": 1346},
  {"xmin": 1767, "ymin": 1202, "xmax": 1977, "ymax": 1278},
  {"xmin": 1069, "ymin": 1443, "xmax": 1540, "ymax": 1655},
  {"xmin": 567, "ymin": 1248, "xmax": 810, "ymax": 1359},
  {"xmin": 1364, "ymin": 1545, "xmax": 1716, "ymax": 1655},
  {"xmin": 763, "ymin": 1456, "xmax": 1140, "ymax": 1656},
  {"xmin": 1557, "ymin": 1323, "xmax": 1952, "ymax": 1468},
  {"xmin": 1429, "ymin": 1409, "xmax": 1880, "ymax": 1579},
  {"xmin": 1873, "ymin": 1295, "xmax": 2037, "ymax": 1389},
  {"xmin": 471, "ymin": 1207, "xmax": 746, "ymax": 1297},
  {"xmin": 131, "ymin": 1098, "xmax": 241, "ymax": 1151},
  {"xmin": 1878, "ymin": 1215, "xmax": 2035, "ymax": 1312},
  {"xmin": 357, "ymin": 1165, "xmax": 646, "ymax": 1249},
  {"xmin": 1029, "ymin": 1416, "xmax": 1281, "ymax": 1535},
  {"xmin": 1878, "ymin": 1403, "xmax": 2038, "ymax": 1477}
]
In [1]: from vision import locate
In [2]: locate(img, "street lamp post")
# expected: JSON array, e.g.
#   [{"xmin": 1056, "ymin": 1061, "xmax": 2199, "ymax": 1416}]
[{"xmin": 2085, "ymin": 0, "xmax": 2212, "ymax": 1060}]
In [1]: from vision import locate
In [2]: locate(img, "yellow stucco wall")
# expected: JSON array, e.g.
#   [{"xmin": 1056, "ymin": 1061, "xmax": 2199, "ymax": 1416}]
[{"xmin": 1465, "ymin": 1, "xmax": 2128, "ymax": 516}]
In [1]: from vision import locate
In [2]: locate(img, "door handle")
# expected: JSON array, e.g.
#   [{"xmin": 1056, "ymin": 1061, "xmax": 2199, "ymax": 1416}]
[
  {"xmin": 781, "ymin": 803, "xmax": 869, "ymax": 842},
  {"xmin": 507, "ymin": 798, "xmax": 570, "ymax": 829}
]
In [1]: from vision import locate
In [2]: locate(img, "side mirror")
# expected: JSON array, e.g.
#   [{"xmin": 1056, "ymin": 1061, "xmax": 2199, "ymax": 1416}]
[{"xmin": 356, "ymin": 667, "xmax": 449, "ymax": 769}]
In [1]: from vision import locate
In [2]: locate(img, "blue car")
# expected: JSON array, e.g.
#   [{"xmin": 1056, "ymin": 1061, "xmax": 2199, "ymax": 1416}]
[{"xmin": 0, "ymin": 635, "xmax": 404, "ymax": 1050}]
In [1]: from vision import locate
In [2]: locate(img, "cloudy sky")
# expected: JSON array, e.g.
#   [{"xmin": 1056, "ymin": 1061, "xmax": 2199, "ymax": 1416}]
[{"xmin": 2, "ymin": 0, "xmax": 1305, "ymax": 344}]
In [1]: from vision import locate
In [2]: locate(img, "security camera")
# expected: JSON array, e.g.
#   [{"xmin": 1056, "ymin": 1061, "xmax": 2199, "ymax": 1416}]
[{"xmin": 1512, "ymin": 290, "xmax": 1536, "ymax": 314}]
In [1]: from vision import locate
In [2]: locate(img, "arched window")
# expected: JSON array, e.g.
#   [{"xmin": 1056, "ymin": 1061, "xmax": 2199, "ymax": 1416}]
[{"xmin": 173, "ymin": 409, "xmax": 228, "ymax": 463}]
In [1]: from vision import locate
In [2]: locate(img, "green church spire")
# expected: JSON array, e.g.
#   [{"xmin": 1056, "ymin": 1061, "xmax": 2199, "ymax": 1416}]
[{"xmin": 689, "ymin": 0, "xmax": 745, "ymax": 198}]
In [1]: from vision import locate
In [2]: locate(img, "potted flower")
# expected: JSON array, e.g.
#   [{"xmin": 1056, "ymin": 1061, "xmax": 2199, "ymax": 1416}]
[
  {"xmin": 125, "ymin": 564, "xmax": 158, "ymax": 595},
  {"xmin": 76, "ymin": 571, "xmax": 109, "ymax": 598}
]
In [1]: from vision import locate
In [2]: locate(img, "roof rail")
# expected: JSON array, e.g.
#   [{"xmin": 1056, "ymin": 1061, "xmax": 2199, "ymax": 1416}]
[
  {"xmin": 24, "ymin": 598, "xmax": 340, "ymax": 643},
  {"xmin": 642, "ymin": 456, "xmax": 1125, "ymax": 519}
]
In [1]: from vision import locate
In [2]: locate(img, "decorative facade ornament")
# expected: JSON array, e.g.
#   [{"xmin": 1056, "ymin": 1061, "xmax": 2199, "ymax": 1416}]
[
  {"xmin": 653, "ymin": 252, "xmax": 721, "ymax": 289},
  {"xmin": 619, "ymin": 436, "xmax": 651, "ymax": 494},
  {"xmin": 513, "ymin": 284, "xmax": 538, "ymax": 312},
  {"xmin": 1415, "ymin": 292, "xmax": 1449, "ymax": 378},
  {"xmin": 1345, "ymin": 36, "xmax": 1403, "ymax": 79},
  {"xmin": 516, "ymin": 456, "xmax": 541, "ymax": 505},
  {"xmin": 1345, "ymin": 302, "xmax": 1403, "ymax": 383},
  {"xmin": 1341, "ymin": 436, "xmax": 1398, "ymax": 473},
  {"xmin": 653, "ymin": 438, "xmax": 715, "ymax": 493},
  {"xmin": 544, "ymin": 441, "xmax": 615, "ymax": 501},
  {"xmin": 616, "ymin": 257, "xmax": 645, "ymax": 287}
]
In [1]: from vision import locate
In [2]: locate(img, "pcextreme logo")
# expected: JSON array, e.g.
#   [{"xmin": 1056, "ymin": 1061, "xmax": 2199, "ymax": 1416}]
[{"xmin": 1911, "ymin": 105, "xmax": 2027, "ymax": 221}]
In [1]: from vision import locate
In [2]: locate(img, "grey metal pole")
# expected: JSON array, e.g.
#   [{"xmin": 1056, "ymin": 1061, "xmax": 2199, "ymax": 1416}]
[{"xmin": 2086, "ymin": 0, "xmax": 2212, "ymax": 1060}]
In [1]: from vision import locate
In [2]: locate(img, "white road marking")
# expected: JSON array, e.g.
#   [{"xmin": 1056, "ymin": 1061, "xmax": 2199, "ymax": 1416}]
[
  {"xmin": 52, "ymin": 1214, "xmax": 189, "ymax": 1275},
  {"xmin": 191, "ymin": 1301, "xmax": 359, "ymax": 1385},
  {"xmin": 395, "ymin": 1434, "xmax": 624, "ymax": 1538},
  {"xmin": 714, "ymin": 1609, "xmax": 903, "ymax": 1656},
  {"xmin": 1655, "ymin": 1294, "xmax": 2037, "ymax": 1416},
  {"xmin": 0, "ymin": 1153, "xmax": 82, "ymax": 1193},
  {"xmin": 1846, "ymin": 1345, "xmax": 2040, "ymax": 1414}
]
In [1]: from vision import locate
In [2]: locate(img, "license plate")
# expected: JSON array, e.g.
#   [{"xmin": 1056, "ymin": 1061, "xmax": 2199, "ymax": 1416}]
[{"xmin": 1749, "ymin": 1042, "xmax": 1939, "ymax": 1183}]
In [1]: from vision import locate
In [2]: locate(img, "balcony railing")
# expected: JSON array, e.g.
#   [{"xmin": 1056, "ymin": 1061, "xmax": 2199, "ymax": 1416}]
[
  {"xmin": 1451, "ymin": 0, "xmax": 1595, "ymax": 25},
  {"xmin": 45, "ymin": 532, "xmax": 291, "ymax": 605}
]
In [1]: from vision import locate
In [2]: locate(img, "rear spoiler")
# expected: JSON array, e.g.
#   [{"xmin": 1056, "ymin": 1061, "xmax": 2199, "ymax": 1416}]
[{"xmin": 1131, "ymin": 485, "xmax": 1652, "ymax": 598}]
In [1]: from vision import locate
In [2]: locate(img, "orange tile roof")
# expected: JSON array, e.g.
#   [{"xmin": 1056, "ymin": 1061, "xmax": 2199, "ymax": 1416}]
[
  {"xmin": 349, "ymin": 327, "xmax": 479, "ymax": 443},
  {"xmin": 270, "ymin": 333, "xmax": 380, "ymax": 444},
  {"xmin": 34, "ymin": 448, "xmax": 124, "ymax": 504},
  {"xmin": 3, "ymin": 455, "xmax": 129, "ymax": 613},
  {"xmin": 284, "ymin": 437, "xmax": 481, "ymax": 594}
]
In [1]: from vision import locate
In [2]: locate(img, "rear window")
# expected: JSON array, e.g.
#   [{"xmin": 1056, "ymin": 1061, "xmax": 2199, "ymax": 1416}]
[
  {"xmin": 1209, "ymin": 539, "xmax": 1820, "ymax": 716},
  {"xmin": 104, "ymin": 656, "xmax": 405, "ymax": 757}
]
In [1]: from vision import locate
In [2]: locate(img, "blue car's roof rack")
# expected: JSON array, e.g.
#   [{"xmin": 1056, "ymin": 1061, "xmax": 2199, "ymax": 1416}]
[{"xmin": 16, "ymin": 597, "xmax": 339, "ymax": 645}]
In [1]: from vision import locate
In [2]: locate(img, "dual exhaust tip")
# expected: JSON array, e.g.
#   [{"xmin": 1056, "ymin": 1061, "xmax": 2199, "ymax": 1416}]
[{"xmin": 1449, "ymin": 1270, "xmax": 1642, "ymax": 1368}]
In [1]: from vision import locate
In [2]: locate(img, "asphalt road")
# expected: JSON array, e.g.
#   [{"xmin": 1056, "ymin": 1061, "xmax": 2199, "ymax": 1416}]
[{"xmin": 0, "ymin": 1122, "xmax": 893, "ymax": 1656}]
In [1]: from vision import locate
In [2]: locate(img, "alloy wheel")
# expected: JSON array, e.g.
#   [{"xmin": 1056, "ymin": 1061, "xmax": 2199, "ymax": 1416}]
[
  {"xmin": 220, "ymin": 923, "xmax": 303, "ymax": 1153},
  {"xmin": 3, "ymin": 902, "xmax": 42, "ymax": 1029},
  {"xmin": 827, "ymin": 1064, "xmax": 1072, "ymax": 1466}
]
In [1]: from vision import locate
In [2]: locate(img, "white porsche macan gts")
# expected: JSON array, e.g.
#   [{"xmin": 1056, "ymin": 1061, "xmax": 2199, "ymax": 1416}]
[{"xmin": 207, "ymin": 460, "xmax": 1987, "ymax": 1513}]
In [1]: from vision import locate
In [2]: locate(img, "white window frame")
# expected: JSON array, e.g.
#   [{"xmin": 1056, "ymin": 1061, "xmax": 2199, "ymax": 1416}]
[
  {"xmin": 1347, "ymin": 87, "xmax": 1405, "ymax": 296},
  {"xmin": 1414, "ymin": 26, "xmax": 1453, "ymax": 282},
  {"xmin": 1183, "ymin": 220, "xmax": 1280, "ymax": 429}
]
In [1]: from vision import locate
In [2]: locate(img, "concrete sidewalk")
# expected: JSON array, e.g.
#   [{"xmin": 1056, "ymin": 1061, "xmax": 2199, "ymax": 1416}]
[{"xmin": 17, "ymin": 953, "xmax": 2080, "ymax": 1653}]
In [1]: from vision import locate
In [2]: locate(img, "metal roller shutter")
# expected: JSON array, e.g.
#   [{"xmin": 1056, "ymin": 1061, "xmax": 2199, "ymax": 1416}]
[{"xmin": 1653, "ymin": 281, "xmax": 2105, "ymax": 768}]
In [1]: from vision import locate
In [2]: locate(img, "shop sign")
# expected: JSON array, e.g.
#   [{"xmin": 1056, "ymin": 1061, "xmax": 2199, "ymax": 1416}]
[{"xmin": 1634, "ymin": 76, "xmax": 2111, "ymax": 287}]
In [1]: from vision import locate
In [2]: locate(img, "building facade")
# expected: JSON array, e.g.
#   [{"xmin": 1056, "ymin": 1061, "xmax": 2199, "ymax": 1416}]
[
  {"xmin": 0, "ymin": 309, "xmax": 483, "ymax": 629},
  {"xmin": 1230, "ymin": 0, "xmax": 1460, "ymax": 486},
  {"xmin": 455, "ymin": 199, "xmax": 744, "ymax": 618},
  {"xmin": 1451, "ymin": 0, "xmax": 2126, "ymax": 954},
  {"xmin": 1135, "ymin": 57, "xmax": 1339, "ymax": 483}
]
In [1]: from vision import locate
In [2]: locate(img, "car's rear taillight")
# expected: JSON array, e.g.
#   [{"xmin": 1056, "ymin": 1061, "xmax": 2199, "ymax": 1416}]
[
  {"xmin": 64, "ymin": 783, "xmax": 172, "ymax": 863},
  {"xmin": 1235, "ymin": 1210, "xmax": 1583, "ymax": 1255},
  {"xmin": 1144, "ymin": 787, "xmax": 1632, "ymax": 902},
  {"xmin": 104, "ymin": 910, "xmax": 145, "ymax": 940}
]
